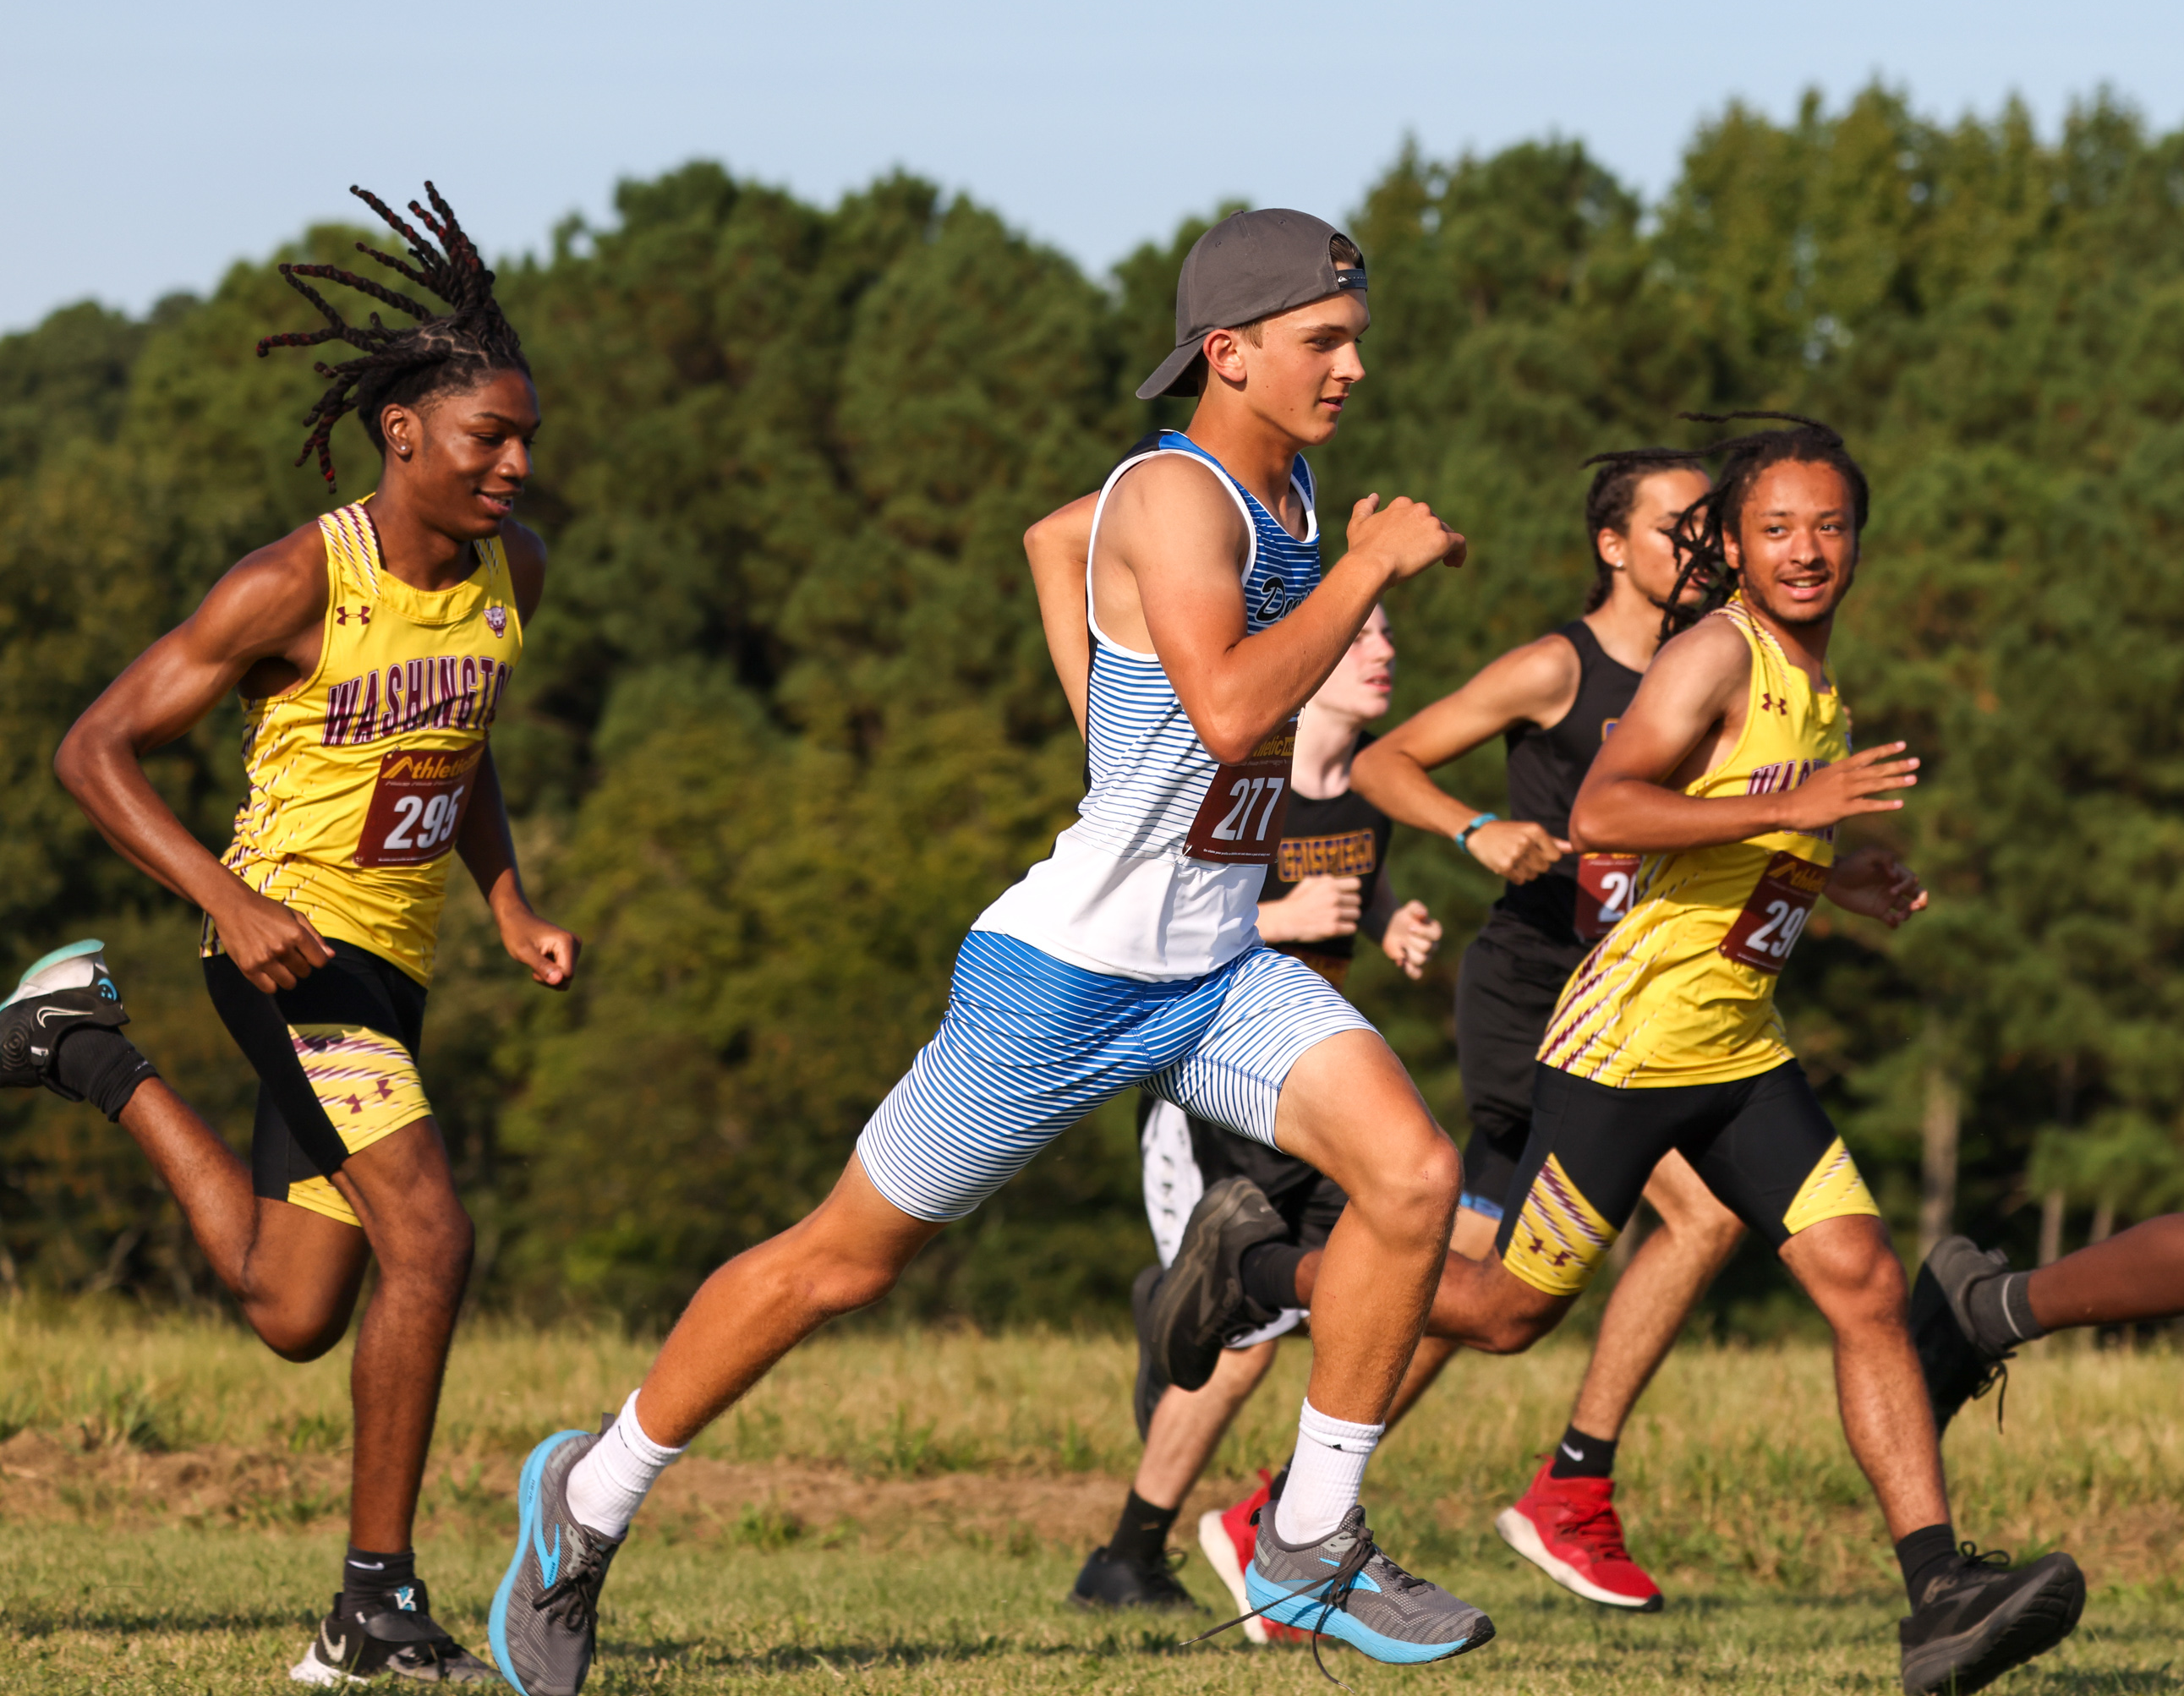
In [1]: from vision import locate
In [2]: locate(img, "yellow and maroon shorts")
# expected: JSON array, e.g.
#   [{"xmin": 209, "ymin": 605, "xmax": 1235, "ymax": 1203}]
[
  {"xmin": 203, "ymin": 940, "xmax": 433, "ymax": 1228},
  {"xmin": 1494, "ymin": 1059, "xmax": 1879, "ymax": 1297}
]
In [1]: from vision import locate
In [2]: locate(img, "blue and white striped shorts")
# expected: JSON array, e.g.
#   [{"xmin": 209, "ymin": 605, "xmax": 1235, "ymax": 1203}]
[{"xmin": 857, "ymin": 931, "xmax": 1375, "ymax": 1223}]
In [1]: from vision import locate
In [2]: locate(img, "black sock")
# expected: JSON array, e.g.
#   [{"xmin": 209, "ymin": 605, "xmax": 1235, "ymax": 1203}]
[
  {"xmin": 1108, "ymin": 1490, "xmax": 1178, "ymax": 1569},
  {"xmin": 1548, "ymin": 1425, "xmax": 1617, "ymax": 1480},
  {"xmin": 1896, "ymin": 1523, "xmax": 1960, "ymax": 1607},
  {"xmin": 1967, "ymin": 1270, "xmax": 2048, "ymax": 1349},
  {"xmin": 1239, "ymin": 1241, "xmax": 1307, "ymax": 1315},
  {"xmin": 52, "ymin": 1026, "xmax": 158, "ymax": 1121},
  {"xmin": 341, "ymin": 1546, "xmax": 417, "ymax": 1612}
]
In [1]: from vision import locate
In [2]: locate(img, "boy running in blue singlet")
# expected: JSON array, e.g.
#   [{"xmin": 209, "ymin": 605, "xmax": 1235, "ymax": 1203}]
[{"xmin": 489, "ymin": 211, "xmax": 1486, "ymax": 1694}]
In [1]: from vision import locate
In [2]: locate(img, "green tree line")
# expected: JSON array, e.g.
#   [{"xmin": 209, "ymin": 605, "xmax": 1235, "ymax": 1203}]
[{"xmin": 5, "ymin": 85, "xmax": 2182, "ymax": 1331}]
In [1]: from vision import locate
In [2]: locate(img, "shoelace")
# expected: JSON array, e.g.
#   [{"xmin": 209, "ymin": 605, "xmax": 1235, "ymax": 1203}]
[
  {"xmin": 1555, "ymin": 1498, "xmax": 1634, "ymax": 1561},
  {"xmin": 535, "ymin": 1529, "xmax": 611, "ymax": 1634},
  {"xmin": 1966, "ymin": 1357, "xmax": 2012, "ymax": 1431},
  {"xmin": 1178, "ymin": 1524, "xmax": 1380, "ymax": 1691},
  {"xmin": 1919, "ymin": 1544, "xmax": 2013, "ymax": 1611}
]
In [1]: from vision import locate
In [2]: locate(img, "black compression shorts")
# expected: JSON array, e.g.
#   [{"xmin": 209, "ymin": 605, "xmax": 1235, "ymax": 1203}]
[
  {"xmin": 1454, "ymin": 911, "xmax": 1587, "ymax": 1220},
  {"xmin": 204, "ymin": 940, "xmax": 432, "ymax": 1228},
  {"xmin": 1494, "ymin": 1059, "xmax": 1880, "ymax": 1297}
]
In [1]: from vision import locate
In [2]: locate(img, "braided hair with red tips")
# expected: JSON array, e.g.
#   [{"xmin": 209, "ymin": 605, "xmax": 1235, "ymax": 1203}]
[
  {"xmin": 257, "ymin": 182, "xmax": 529, "ymax": 490},
  {"xmin": 1585, "ymin": 412, "xmax": 1869, "ymax": 642}
]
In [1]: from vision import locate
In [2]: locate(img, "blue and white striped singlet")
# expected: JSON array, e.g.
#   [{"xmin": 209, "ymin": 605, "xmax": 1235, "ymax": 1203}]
[{"xmin": 974, "ymin": 430, "xmax": 1324, "ymax": 980}]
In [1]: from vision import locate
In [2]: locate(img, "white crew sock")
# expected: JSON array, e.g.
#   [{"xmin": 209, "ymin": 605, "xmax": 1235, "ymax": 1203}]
[
  {"xmin": 1273, "ymin": 1398, "xmax": 1383, "ymax": 1545},
  {"xmin": 564, "ymin": 1390, "xmax": 686, "ymax": 1540}
]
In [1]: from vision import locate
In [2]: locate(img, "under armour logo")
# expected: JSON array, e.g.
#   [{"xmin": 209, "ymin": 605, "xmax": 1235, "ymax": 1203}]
[
  {"xmin": 1759, "ymin": 691, "xmax": 1788, "ymax": 715},
  {"xmin": 334, "ymin": 605, "xmax": 373, "ymax": 627}
]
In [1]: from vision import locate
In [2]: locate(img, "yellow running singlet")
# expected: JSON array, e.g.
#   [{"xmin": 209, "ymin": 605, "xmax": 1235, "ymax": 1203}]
[
  {"xmin": 203, "ymin": 500, "xmax": 523, "ymax": 987},
  {"xmin": 1537, "ymin": 598, "xmax": 1848, "ymax": 1086}
]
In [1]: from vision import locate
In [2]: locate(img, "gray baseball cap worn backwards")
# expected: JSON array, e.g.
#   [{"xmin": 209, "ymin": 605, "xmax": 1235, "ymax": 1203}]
[{"xmin": 1136, "ymin": 208, "xmax": 1368, "ymax": 401}]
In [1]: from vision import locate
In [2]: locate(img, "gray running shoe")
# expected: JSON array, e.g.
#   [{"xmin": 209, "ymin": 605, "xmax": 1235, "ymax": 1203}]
[
  {"xmin": 1144, "ymin": 1178, "xmax": 1286, "ymax": 1392},
  {"xmin": 1912, "ymin": 1236, "xmax": 2015, "ymax": 1433},
  {"xmin": 1245, "ymin": 1502, "xmax": 1494, "ymax": 1666},
  {"xmin": 489, "ymin": 1425, "xmax": 624, "ymax": 1696}
]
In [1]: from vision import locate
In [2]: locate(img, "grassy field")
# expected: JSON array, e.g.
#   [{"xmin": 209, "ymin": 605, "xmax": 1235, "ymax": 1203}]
[{"xmin": 3, "ymin": 1304, "xmax": 2179, "ymax": 1693}]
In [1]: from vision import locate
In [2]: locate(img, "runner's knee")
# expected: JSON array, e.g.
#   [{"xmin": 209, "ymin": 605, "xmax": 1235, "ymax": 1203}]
[
  {"xmin": 1793, "ymin": 1217, "xmax": 1908, "ymax": 1327},
  {"xmin": 1466, "ymin": 1285, "xmax": 1563, "ymax": 1355},
  {"xmin": 1345, "ymin": 1131, "xmax": 1459, "ymax": 1235},
  {"xmin": 373, "ymin": 1200, "xmax": 474, "ymax": 1294},
  {"xmin": 791, "ymin": 1249, "xmax": 903, "ymax": 1318},
  {"xmin": 1656, "ymin": 1201, "xmax": 1745, "ymax": 1265},
  {"xmin": 248, "ymin": 1293, "xmax": 358, "ymax": 1363}
]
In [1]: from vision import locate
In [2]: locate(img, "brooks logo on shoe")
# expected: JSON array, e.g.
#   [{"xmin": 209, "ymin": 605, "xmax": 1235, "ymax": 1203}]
[
  {"xmin": 536, "ymin": 1524, "xmax": 561, "ymax": 1589},
  {"xmin": 395, "ymin": 1584, "xmax": 417, "ymax": 1611}
]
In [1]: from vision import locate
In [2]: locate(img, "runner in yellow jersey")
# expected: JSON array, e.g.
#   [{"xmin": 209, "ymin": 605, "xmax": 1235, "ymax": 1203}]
[
  {"xmin": 1416, "ymin": 416, "xmax": 2084, "ymax": 1696},
  {"xmin": 3, "ymin": 184, "xmax": 570, "ymax": 1684}
]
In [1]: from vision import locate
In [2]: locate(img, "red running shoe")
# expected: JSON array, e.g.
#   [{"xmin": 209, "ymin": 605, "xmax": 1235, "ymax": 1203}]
[
  {"xmin": 1495, "ymin": 1458, "xmax": 1664, "ymax": 1611},
  {"xmin": 1197, "ymin": 1470, "xmax": 1312, "ymax": 1645}
]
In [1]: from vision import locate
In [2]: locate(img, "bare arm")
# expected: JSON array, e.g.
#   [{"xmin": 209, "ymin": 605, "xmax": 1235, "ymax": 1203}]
[
  {"xmin": 1351, "ymin": 634, "xmax": 1579, "ymax": 882},
  {"xmin": 1024, "ymin": 493, "xmax": 1097, "ymax": 738},
  {"xmin": 466, "ymin": 521, "xmax": 580, "ymax": 988},
  {"xmin": 1103, "ymin": 458, "xmax": 1464, "ymax": 763},
  {"xmin": 1568, "ymin": 618, "xmax": 1919, "ymax": 853},
  {"xmin": 55, "ymin": 526, "xmax": 337, "ymax": 992}
]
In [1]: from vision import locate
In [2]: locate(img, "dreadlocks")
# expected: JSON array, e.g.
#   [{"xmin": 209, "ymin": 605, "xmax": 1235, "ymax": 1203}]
[
  {"xmin": 1576, "ymin": 447, "xmax": 1707, "ymax": 613},
  {"xmin": 1590, "ymin": 413, "xmax": 1869, "ymax": 642},
  {"xmin": 256, "ymin": 183, "xmax": 529, "ymax": 490}
]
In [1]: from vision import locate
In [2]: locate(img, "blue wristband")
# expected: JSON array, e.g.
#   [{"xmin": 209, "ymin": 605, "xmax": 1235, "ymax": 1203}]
[{"xmin": 1455, "ymin": 812, "xmax": 1499, "ymax": 855}]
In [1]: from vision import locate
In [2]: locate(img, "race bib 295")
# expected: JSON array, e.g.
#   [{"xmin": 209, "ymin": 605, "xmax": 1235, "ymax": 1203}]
[{"xmin": 355, "ymin": 746, "xmax": 482, "ymax": 868}]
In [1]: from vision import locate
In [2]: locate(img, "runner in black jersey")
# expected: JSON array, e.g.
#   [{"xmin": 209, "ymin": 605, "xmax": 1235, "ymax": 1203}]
[{"xmin": 1349, "ymin": 452, "xmax": 1740, "ymax": 1610}]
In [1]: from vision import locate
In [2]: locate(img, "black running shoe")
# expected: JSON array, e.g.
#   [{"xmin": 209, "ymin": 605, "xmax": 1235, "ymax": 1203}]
[
  {"xmin": 1070, "ymin": 1545, "xmax": 1204, "ymax": 1612},
  {"xmin": 1912, "ymin": 1236, "xmax": 2015, "ymax": 1434},
  {"xmin": 290, "ymin": 1583, "xmax": 500, "ymax": 1684},
  {"xmin": 1130, "ymin": 1262, "xmax": 1169, "ymax": 1440},
  {"xmin": 0, "ymin": 939, "xmax": 129, "ymax": 1094},
  {"xmin": 1898, "ymin": 1546, "xmax": 2083, "ymax": 1695},
  {"xmin": 1144, "ymin": 1178, "xmax": 1286, "ymax": 1392},
  {"xmin": 490, "ymin": 1425, "xmax": 624, "ymax": 1696}
]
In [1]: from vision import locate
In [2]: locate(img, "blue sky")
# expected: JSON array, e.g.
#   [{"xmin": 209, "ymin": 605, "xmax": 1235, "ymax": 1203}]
[{"xmin": 6, "ymin": 1, "xmax": 2180, "ymax": 332}]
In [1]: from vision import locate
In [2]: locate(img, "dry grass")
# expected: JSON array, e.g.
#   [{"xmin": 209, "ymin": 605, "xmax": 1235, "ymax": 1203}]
[{"xmin": 2, "ymin": 1303, "xmax": 2179, "ymax": 1691}]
